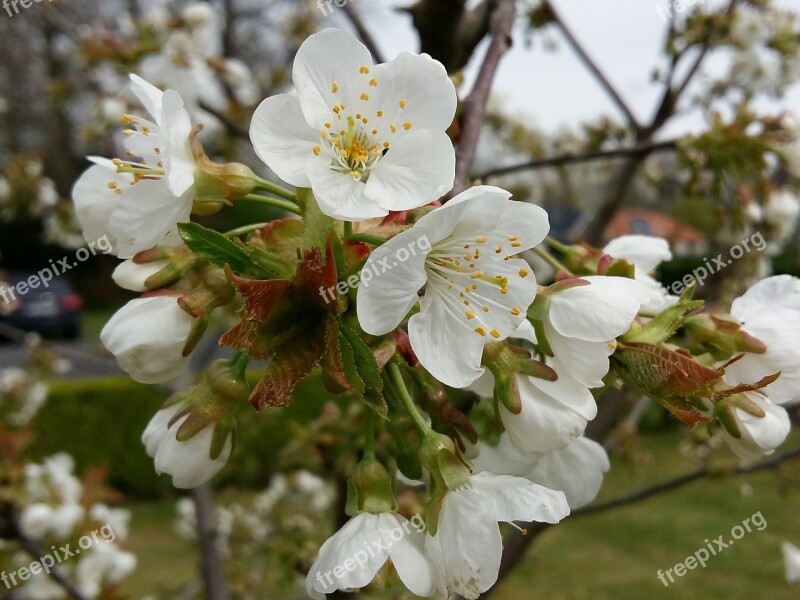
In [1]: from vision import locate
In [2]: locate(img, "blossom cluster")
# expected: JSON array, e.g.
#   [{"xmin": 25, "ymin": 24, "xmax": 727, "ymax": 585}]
[{"xmin": 69, "ymin": 27, "xmax": 799, "ymax": 599}]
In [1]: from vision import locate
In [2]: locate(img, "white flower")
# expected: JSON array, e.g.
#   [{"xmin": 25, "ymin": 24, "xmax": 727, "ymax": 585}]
[
  {"xmin": 89, "ymin": 504, "xmax": 131, "ymax": 541},
  {"xmin": 725, "ymin": 275, "xmax": 800, "ymax": 406},
  {"xmin": 707, "ymin": 392, "xmax": 791, "ymax": 460},
  {"xmin": 75, "ymin": 543, "xmax": 137, "ymax": 598},
  {"xmin": 358, "ymin": 186, "xmax": 549, "ymax": 388},
  {"xmin": 72, "ymin": 75, "xmax": 196, "ymax": 258},
  {"xmin": 526, "ymin": 437, "xmax": 610, "ymax": 509},
  {"xmin": 112, "ymin": 259, "xmax": 170, "ymax": 292},
  {"xmin": 50, "ymin": 504, "xmax": 85, "ymax": 538},
  {"xmin": 101, "ymin": 296, "xmax": 196, "ymax": 384},
  {"xmin": 603, "ymin": 235, "xmax": 677, "ymax": 312},
  {"xmin": 19, "ymin": 503, "xmax": 55, "ymax": 539},
  {"xmin": 471, "ymin": 435, "xmax": 609, "ymax": 509},
  {"xmin": 251, "ymin": 28, "xmax": 457, "ymax": 221},
  {"xmin": 305, "ymin": 512, "xmax": 435, "ymax": 599},
  {"xmin": 784, "ymin": 542, "xmax": 800, "ymax": 584},
  {"xmin": 142, "ymin": 403, "xmax": 232, "ymax": 489},
  {"xmin": 425, "ymin": 472, "xmax": 569, "ymax": 599},
  {"xmin": 16, "ymin": 569, "xmax": 67, "ymax": 600}
]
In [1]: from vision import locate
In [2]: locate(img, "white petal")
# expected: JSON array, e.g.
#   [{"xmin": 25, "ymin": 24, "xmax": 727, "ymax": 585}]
[
  {"xmin": 546, "ymin": 321, "xmax": 615, "ymax": 388},
  {"xmin": 161, "ymin": 89, "xmax": 196, "ymax": 197},
  {"xmin": 101, "ymin": 297, "xmax": 194, "ymax": 384},
  {"xmin": 471, "ymin": 434, "xmax": 541, "ymax": 476},
  {"xmin": 370, "ymin": 52, "xmax": 457, "ymax": 132},
  {"xmin": 250, "ymin": 94, "xmax": 318, "ymax": 188},
  {"xmin": 307, "ymin": 158, "xmax": 387, "ymax": 221},
  {"xmin": 603, "ymin": 235, "xmax": 672, "ymax": 274},
  {"xmin": 365, "ymin": 130, "xmax": 455, "ymax": 211},
  {"xmin": 108, "ymin": 182, "xmax": 193, "ymax": 257},
  {"xmin": 112, "ymin": 259, "xmax": 170, "ymax": 292},
  {"xmin": 129, "ymin": 74, "xmax": 164, "ymax": 123},
  {"xmin": 500, "ymin": 375, "xmax": 591, "ymax": 454},
  {"xmin": 468, "ymin": 471, "xmax": 570, "ymax": 525},
  {"xmin": 293, "ymin": 29, "xmax": 373, "ymax": 128},
  {"xmin": 356, "ymin": 228, "xmax": 429, "ymax": 336},
  {"xmin": 71, "ymin": 161, "xmax": 125, "ymax": 254},
  {"xmin": 154, "ymin": 420, "xmax": 233, "ymax": 488},
  {"xmin": 724, "ymin": 393, "xmax": 790, "ymax": 459},
  {"xmin": 724, "ymin": 307, "xmax": 800, "ymax": 406},
  {"xmin": 549, "ymin": 276, "xmax": 651, "ymax": 342},
  {"xmin": 408, "ymin": 291, "xmax": 486, "ymax": 389},
  {"xmin": 731, "ymin": 274, "xmax": 800, "ymax": 320},
  {"xmin": 307, "ymin": 513, "xmax": 388, "ymax": 594},
  {"xmin": 384, "ymin": 515, "xmax": 436, "ymax": 597},
  {"xmin": 783, "ymin": 542, "xmax": 800, "ymax": 584},
  {"xmin": 526, "ymin": 437, "xmax": 609, "ymax": 509}
]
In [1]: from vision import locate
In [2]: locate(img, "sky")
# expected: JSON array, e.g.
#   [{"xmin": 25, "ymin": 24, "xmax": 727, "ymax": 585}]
[{"xmin": 333, "ymin": 0, "xmax": 800, "ymax": 139}]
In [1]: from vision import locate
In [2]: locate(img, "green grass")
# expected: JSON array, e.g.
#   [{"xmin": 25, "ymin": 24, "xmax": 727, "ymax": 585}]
[{"xmin": 117, "ymin": 431, "xmax": 800, "ymax": 599}]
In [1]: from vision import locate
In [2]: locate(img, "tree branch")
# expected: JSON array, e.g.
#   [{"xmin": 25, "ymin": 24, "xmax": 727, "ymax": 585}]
[
  {"xmin": 342, "ymin": 4, "xmax": 386, "ymax": 63},
  {"xmin": 477, "ymin": 139, "xmax": 678, "ymax": 181},
  {"xmin": 544, "ymin": 0, "xmax": 641, "ymax": 134},
  {"xmin": 478, "ymin": 445, "xmax": 800, "ymax": 600},
  {"xmin": 446, "ymin": 0, "xmax": 516, "ymax": 200}
]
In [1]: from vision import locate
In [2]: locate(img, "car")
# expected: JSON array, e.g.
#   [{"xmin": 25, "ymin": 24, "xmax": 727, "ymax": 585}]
[{"xmin": 0, "ymin": 271, "xmax": 83, "ymax": 339}]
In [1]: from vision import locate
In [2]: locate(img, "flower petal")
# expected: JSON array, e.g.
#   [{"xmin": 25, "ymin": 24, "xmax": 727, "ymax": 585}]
[
  {"xmin": 306, "ymin": 158, "xmax": 387, "ymax": 221},
  {"xmin": 546, "ymin": 321, "xmax": 614, "ymax": 388},
  {"xmin": 365, "ymin": 129, "xmax": 456, "ymax": 211},
  {"xmin": 161, "ymin": 89, "xmax": 195, "ymax": 197},
  {"xmin": 603, "ymin": 235, "xmax": 672, "ymax": 274},
  {"xmin": 370, "ymin": 51, "xmax": 457, "ymax": 132},
  {"xmin": 468, "ymin": 471, "xmax": 570, "ymax": 525},
  {"xmin": 250, "ymin": 94, "xmax": 319, "ymax": 188},
  {"xmin": 129, "ymin": 74, "xmax": 164, "ymax": 123},
  {"xmin": 293, "ymin": 28, "xmax": 373, "ymax": 128},
  {"xmin": 549, "ymin": 276, "xmax": 651, "ymax": 342},
  {"xmin": 357, "ymin": 228, "xmax": 429, "ymax": 336},
  {"xmin": 731, "ymin": 274, "xmax": 800, "ymax": 320}
]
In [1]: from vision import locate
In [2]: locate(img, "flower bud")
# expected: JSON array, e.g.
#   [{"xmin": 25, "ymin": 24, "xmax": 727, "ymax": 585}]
[
  {"xmin": 178, "ymin": 267, "xmax": 237, "ymax": 355},
  {"xmin": 142, "ymin": 358, "xmax": 249, "ymax": 488},
  {"xmin": 346, "ymin": 458, "xmax": 396, "ymax": 515},
  {"xmin": 190, "ymin": 126, "xmax": 257, "ymax": 213}
]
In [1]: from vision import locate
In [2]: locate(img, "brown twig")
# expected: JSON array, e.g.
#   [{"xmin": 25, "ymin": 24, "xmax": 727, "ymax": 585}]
[
  {"xmin": 476, "ymin": 139, "xmax": 678, "ymax": 181},
  {"xmin": 445, "ymin": 0, "xmax": 517, "ymax": 200},
  {"xmin": 15, "ymin": 525, "xmax": 90, "ymax": 600},
  {"xmin": 545, "ymin": 0, "xmax": 642, "ymax": 134},
  {"xmin": 341, "ymin": 4, "xmax": 386, "ymax": 63}
]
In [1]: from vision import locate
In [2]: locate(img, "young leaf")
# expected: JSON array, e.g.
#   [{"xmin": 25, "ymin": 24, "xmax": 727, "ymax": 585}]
[{"xmin": 178, "ymin": 222, "xmax": 264, "ymax": 278}]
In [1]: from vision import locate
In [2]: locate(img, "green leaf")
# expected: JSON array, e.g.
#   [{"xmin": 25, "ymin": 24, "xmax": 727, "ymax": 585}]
[
  {"xmin": 178, "ymin": 222, "xmax": 264, "ymax": 278},
  {"xmin": 297, "ymin": 188, "xmax": 334, "ymax": 255},
  {"xmin": 339, "ymin": 324, "xmax": 388, "ymax": 417},
  {"xmin": 249, "ymin": 334, "xmax": 326, "ymax": 410}
]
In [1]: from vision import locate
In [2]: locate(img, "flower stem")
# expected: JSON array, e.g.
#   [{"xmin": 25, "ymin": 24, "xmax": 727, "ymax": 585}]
[
  {"xmin": 224, "ymin": 223, "xmax": 268, "ymax": 239},
  {"xmin": 545, "ymin": 235, "xmax": 572, "ymax": 254},
  {"xmin": 388, "ymin": 361, "xmax": 429, "ymax": 434},
  {"xmin": 343, "ymin": 221, "xmax": 354, "ymax": 239},
  {"xmin": 345, "ymin": 233, "xmax": 387, "ymax": 246},
  {"xmin": 241, "ymin": 194, "xmax": 301, "ymax": 215},
  {"xmin": 363, "ymin": 409, "xmax": 376, "ymax": 459},
  {"xmin": 532, "ymin": 246, "xmax": 573, "ymax": 275},
  {"xmin": 253, "ymin": 177, "xmax": 299, "ymax": 203},
  {"xmin": 227, "ymin": 351, "xmax": 250, "ymax": 380}
]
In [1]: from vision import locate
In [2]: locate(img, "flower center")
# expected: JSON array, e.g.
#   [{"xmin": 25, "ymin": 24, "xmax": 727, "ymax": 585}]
[
  {"xmin": 108, "ymin": 114, "xmax": 166, "ymax": 194},
  {"xmin": 310, "ymin": 65, "xmax": 414, "ymax": 182}
]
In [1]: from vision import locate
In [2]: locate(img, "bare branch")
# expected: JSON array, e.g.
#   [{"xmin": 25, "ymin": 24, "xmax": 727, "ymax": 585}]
[
  {"xmin": 477, "ymin": 139, "xmax": 678, "ymax": 181},
  {"xmin": 342, "ymin": 4, "xmax": 386, "ymax": 64},
  {"xmin": 15, "ymin": 523, "xmax": 90, "ymax": 600},
  {"xmin": 544, "ymin": 0, "xmax": 642, "ymax": 134},
  {"xmin": 446, "ymin": 0, "xmax": 516, "ymax": 200}
]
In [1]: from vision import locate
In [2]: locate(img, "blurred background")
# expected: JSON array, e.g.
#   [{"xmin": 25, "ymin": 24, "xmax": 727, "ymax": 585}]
[{"xmin": 0, "ymin": 1, "xmax": 799, "ymax": 599}]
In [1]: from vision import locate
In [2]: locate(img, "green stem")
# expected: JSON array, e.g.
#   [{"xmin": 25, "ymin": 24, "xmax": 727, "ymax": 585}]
[
  {"xmin": 227, "ymin": 351, "xmax": 251, "ymax": 380},
  {"xmin": 343, "ymin": 221, "xmax": 354, "ymax": 239},
  {"xmin": 224, "ymin": 223, "xmax": 268, "ymax": 239},
  {"xmin": 532, "ymin": 246, "xmax": 573, "ymax": 275},
  {"xmin": 345, "ymin": 233, "xmax": 387, "ymax": 246},
  {"xmin": 388, "ymin": 361, "xmax": 429, "ymax": 434},
  {"xmin": 545, "ymin": 236, "xmax": 571, "ymax": 254},
  {"xmin": 363, "ymin": 410, "xmax": 376, "ymax": 459},
  {"xmin": 253, "ymin": 177, "xmax": 299, "ymax": 203},
  {"xmin": 241, "ymin": 194, "xmax": 301, "ymax": 215}
]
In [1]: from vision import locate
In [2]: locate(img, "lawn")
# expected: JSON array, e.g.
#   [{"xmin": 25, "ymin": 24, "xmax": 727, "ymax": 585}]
[{"xmin": 117, "ymin": 430, "xmax": 800, "ymax": 599}]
